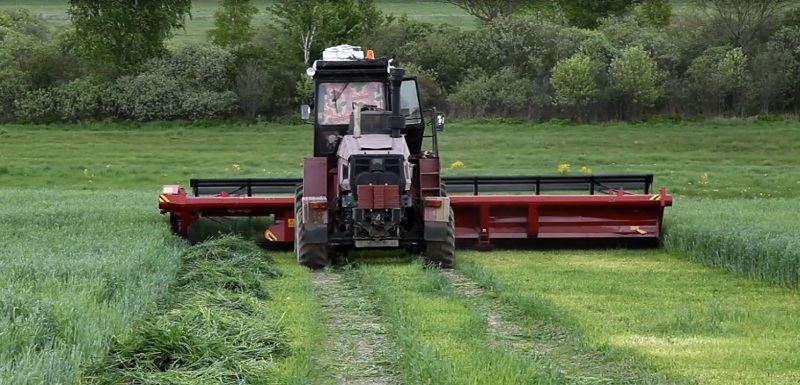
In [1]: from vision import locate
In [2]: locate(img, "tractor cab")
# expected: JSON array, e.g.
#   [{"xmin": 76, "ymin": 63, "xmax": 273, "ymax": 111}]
[{"xmin": 302, "ymin": 45, "xmax": 442, "ymax": 159}]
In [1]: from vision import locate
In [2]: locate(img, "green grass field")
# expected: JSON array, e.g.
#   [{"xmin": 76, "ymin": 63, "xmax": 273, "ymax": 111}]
[
  {"xmin": 0, "ymin": 0, "xmax": 475, "ymax": 44},
  {"xmin": 3, "ymin": 1, "xmax": 800, "ymax": 383},
  {"xmin": 2, "ymin": 120, "xmax": 800, "ymax": 384}
]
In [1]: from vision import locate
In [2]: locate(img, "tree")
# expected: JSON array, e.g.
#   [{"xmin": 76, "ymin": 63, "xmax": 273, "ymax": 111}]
[
  {"xmin": 551, "ymin": 53, "xmax": 600, "ymax": 121},
  {"xmin": 67, "ymin": 0, "xmax": 192, "ymax": 76},
  {"xmin": 635, "ymin": 0, "xmax": 672, "ymax": 28},
  {"xmin": 439, "ymin": 0, "xmax": 551, "ymax": 23},
  {"xmin": 691, "ymin": 0, "xmax": 792, "ymax": 47},
  {"xmin": 268, "ymin": 0, "xmax": 383, "ymax": 65},
  {"xmin": 207, "ymin": 0, "xmax": 259, "ymax": 49},
  {"xmin": 557, "ymin": 0, "xmax": 638, "ymax": 29},
  {"xmin": 608, "ymin": 45, "xmax": 664, "ymax": 117}
]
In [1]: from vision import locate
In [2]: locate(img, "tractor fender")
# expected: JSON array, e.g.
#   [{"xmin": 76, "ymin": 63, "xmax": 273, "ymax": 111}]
[
  {"xmin": 424, "ymin": 221, "xmax": 449, "ymax": 241},
  {"xmin": 302, "ymin": 223, "xmax": 329, "ymax": 244}
]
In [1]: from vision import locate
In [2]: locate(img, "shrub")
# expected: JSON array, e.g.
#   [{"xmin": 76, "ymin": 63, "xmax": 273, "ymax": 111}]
[
  {"xmin": 180, "ymin": 90, "xmax": 238, "ymax": 120},
  {"xmin": 686, "ymin": 46, "xmax": 750, "ymax": 115},
  {"xmin": 398, "ymin": 24, "xmax": 472, "ymax": 92},
  {"xmin": 608, "ymin": 45, "xmax": 665, "ymax": 117},
  {"xmin": 57, "ymin": 77, "xmax": 104, "ymax": 122},
  {"xmin": 115, "ymin": 73, "xmax": 182, "ymax": 121},
  {"xmin": 551, "ymin": 53, "xmax": 600, "ymax": 120},
  {"xmin": 598, "ymin": 15, "xmax": 681, "ymax": 74},
  {"xmin": 143, "ymin": 44, "xmax": 235, "ymax": 92},
  {"xmin": 472, "ymin": 15, "xmax": 565, "ymax": 79},
  {"xmin": 13, "ymin": 88, "xmax": 59, "ymax": 124},
  {"xmin": 447, "ymin": 68, "xmax": 533, "ymax": 118}
]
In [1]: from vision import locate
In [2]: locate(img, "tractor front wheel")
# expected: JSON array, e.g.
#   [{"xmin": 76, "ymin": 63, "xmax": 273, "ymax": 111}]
[
  {"xmin": 424, "ymin": 207, "xmax": 456, "ymax": 269},
  {"xmin": 294, "ymin": 184, "xmax": 328, "ymax": 270}
]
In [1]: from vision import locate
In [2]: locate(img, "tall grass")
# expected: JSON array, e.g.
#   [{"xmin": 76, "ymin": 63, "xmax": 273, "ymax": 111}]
[
  {"xmin": 0, "ymin": 189, "xmax": 183, "ymax": 385},
  {"xmin": 664, "ymin": 198, "xmax": 800, "ymax": 288}
]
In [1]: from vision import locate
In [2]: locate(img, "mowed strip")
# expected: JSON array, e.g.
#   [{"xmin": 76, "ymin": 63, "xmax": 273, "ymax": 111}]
[
  {"xmin": 238, "ymin": 253, "xmax": 328, "ymax": 385},
  {"xmin": 460, "ymin": 250, "xmax": 800, "ymax": 385},
  {"xmin": 442, "ymin": 269, "xmax": 682, "ymax": 384},
  {"xmin": 352, "ymin": 258, "xmax": 562, "ymax": 385},
  {"xmin": 310, "ymin": 268, "xmax": 400, "ymax": 385}
]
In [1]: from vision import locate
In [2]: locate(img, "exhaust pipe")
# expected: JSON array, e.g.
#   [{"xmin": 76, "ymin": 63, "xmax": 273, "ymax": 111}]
[{"xmin": 388, "ymin": 67, "xmax": 405, "ymax": 138}]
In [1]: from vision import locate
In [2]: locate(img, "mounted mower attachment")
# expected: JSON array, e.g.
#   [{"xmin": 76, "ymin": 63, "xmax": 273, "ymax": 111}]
[{"xmin": 159, "ymin": 173, "xmax": 672, "ymax": 250}]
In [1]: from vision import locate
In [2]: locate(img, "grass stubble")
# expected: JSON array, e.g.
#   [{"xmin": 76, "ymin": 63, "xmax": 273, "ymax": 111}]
[
  {"xmin": 308, "ymin": 267, "xmax": 400, "ymax": 385},
  {"xmin": 345, "ymin": 256, "xmax": 559, "ymax": 385}
]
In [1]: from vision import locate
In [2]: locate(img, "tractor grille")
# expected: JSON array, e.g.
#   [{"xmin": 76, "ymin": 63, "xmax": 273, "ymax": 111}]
[{"xmin": 357, "ymin": 184, "xmax": 401, "ymax": 209}]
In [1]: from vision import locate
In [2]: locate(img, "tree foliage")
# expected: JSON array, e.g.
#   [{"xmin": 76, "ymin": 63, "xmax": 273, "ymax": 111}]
[
  {"xmin": 207, "ymin": 0, "xmax": 259, "ymax": 49},
  {"xmin": 268, "ymin": 0, "xmax": 383, "ymax": 65},
  {"xmin": 692, "ymin": 0, "xmax": 793, "ymax": 47},
  {"xmin": 551, "ymin": 54, "xmax": 599, "ymax": 107},
  {"xmin": 67, "ymin": 0, "xmax": 192, "ymax": 76},
  {"xmin": 609, "ymin": 45, "xmax": 664, "ymax": 113},
  {"xmin": 440, "ymin": 0, "xmax": 549, "ymax": 23},
  {"xmin": 557, "ymin": 0, "xmax": 638, "ymax": 29},
  {"xmin": 635, "ymin": 0, "xmax": 672, "ymax": 28}
]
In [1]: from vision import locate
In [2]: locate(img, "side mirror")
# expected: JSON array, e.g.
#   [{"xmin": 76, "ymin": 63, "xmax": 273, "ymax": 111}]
[
  {"xmin": 435, "ymin": 114, "xmax": 445, "ymax": 132},
  {"xmin": 300, "ymin": 105, "xmax": 311, "ymax": 120}
]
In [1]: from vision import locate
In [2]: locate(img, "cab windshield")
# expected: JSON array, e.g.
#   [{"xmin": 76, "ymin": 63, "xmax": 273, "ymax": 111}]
[{"xmin": 317, "ymin": 81, "xmax": 386, "ymax": 125}]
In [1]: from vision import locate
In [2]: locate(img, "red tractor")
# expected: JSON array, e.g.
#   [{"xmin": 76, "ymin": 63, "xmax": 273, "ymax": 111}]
[
  {"xmin": 292, "ymin": 45, "xmax": 455, "ymax": 269},
  {"xmin": 158, "ymin": 45, "xmax": 673, "ymax": 270}
]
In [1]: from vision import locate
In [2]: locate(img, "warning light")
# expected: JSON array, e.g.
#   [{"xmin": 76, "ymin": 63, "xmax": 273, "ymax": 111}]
[{"xmin": 366, "ymin": 49, "xmax": 375, "ymax": 59}]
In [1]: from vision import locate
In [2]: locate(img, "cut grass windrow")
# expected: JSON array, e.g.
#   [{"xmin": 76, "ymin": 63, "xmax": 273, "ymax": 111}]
[
  {"xmin": 664, "ymin": 197, "xmax": 800, "ymax": 288},
  {"xmin": 442, "ymin": 268, "xmax": 681, "ymax": 385},
  {"xmin": 460, "ymin": 250, "xmax": 800, "ymax": 385},
  {"xmin": 83, "ymin": 235, "xmax": 290, "ymax": 385},
  {"xmin": 310, "ymin": 267, "xmax": 400, "ymax": 385},
  {"xmin": 349, "ymin": 257, "xmax": 571, "ymax": 385}
]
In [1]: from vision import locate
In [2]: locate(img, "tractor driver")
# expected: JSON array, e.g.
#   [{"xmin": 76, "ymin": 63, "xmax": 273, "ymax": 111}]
[{"xmin": 317, "ymin": 81, "xmax": 386, "ymax": 125}]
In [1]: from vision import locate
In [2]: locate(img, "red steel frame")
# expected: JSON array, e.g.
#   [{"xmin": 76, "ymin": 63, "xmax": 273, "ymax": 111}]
[{"xmin": 158, "ymin": 185, "xmax": 672, "ymax": 248}]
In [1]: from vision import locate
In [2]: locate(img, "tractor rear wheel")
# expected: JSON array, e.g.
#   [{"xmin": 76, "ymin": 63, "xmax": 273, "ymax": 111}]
[
  {"xmin": 294, "ymin": 184, "xmax": 328, "ymax": 270},
  {"xmin": 424, "ymin": 207, "xmax": 456, "ymax": 269}
]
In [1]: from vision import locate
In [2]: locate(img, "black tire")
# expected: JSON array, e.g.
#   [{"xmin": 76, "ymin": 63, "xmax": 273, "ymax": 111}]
[
  {"xmin": 424, "ymin": 207, "xmax": 456, "ymax": 269},
  {"xmin": 294, "ymin": 184, "xmax": 328, "ymax": 270}
]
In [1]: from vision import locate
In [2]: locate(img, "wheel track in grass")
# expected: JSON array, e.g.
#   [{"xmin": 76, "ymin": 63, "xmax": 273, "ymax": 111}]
[
  {"xmin": 310, "ymin": 269, "xmax": 399, "ymax": 385},
  {"xmin": 442, "ymin": 269, "xmax": 684, "ymax": 385}
]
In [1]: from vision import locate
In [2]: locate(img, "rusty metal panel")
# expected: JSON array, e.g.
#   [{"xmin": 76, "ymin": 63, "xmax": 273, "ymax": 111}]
[
  {"xmin": 303, "ymin": 157, "xmax": 328, "ymax": 197},
  {"xmin": 358, "ymin": 185, "xmax": 374, "ymax": 209}
]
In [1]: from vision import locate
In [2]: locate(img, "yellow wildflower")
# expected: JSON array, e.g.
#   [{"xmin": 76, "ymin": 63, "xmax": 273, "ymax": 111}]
[
  {"xmin": 557, "ymin": 163, "xmax": 570, "ymax": 174},
  {"xmin": 450, "ymin": 160, "xmax": 465, "ymax": 169}
]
